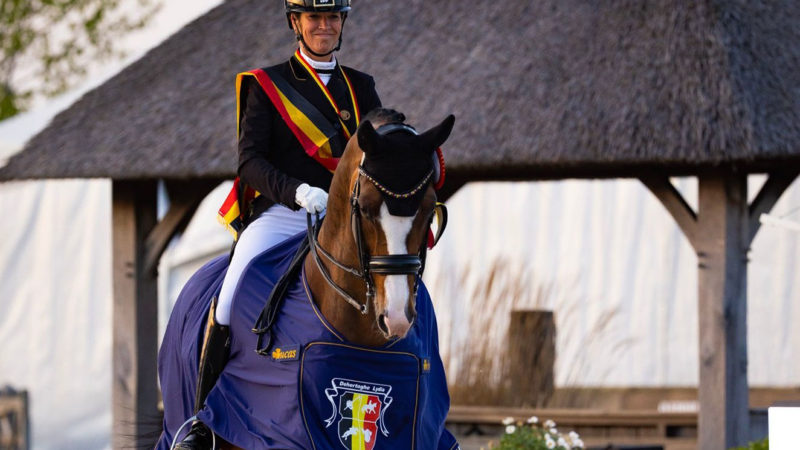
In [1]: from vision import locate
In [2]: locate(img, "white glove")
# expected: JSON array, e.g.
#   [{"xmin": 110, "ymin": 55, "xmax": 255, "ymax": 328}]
[{"xmin": 295, "ymin": 183, "xmax": 328, "ymax": 213}]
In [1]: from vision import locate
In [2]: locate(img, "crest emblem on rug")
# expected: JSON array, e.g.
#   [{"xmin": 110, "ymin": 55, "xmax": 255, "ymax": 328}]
[{"xmin": 324, "ymin": 378, "xmax": 393, "ymax": 450}]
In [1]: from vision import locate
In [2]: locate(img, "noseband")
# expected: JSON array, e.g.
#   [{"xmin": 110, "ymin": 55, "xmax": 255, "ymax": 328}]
[{"xmin": 307, "ymin": 123, "xmax": 436, "ymax": 314}]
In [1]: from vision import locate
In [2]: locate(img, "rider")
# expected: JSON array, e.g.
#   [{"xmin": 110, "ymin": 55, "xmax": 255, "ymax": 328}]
[{"xmin": 175, "ymin": 0, "xmax": 381, "ymax": 447}]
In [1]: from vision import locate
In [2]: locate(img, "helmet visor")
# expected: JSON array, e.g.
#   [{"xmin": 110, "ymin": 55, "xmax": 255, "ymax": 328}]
[{"xmin": 285, "ymin": 0, "xmax": 351, "ymax": 13}]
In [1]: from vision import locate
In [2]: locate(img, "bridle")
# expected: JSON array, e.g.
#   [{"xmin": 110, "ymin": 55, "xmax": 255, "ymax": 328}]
[
  {"xmin": 252, "ymin": 122, "xmax": 447, "ymax": 355},
  {"xmin": 307, "ymin": 123, "xmax": 440, "ymax": 315}
]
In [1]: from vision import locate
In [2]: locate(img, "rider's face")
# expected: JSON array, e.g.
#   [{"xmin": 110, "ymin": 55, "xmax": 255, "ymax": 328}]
[{"xmin": 292, "ymin": 12, "xmax": 343, "ymax": 62}]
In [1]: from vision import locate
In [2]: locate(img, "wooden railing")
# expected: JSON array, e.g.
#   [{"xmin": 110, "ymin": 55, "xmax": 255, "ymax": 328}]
[{"xmin": 447, "ymin": 405, "xmax": 697, "ymax": 449}]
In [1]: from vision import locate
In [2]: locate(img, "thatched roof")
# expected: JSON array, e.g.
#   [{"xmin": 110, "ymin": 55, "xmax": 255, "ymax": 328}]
[{"xmin": 2, "ymin": 0, "xmax": 800, "ymax": 182}]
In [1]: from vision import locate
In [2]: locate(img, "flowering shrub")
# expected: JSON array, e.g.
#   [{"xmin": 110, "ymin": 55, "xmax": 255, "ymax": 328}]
[
  {"xmin": 493, "ymin": 416, "xmax": 584, "ymax": 449},
  {"xmin": 730, "ymin": 439, "xmax": 768, "ymax": 450}
]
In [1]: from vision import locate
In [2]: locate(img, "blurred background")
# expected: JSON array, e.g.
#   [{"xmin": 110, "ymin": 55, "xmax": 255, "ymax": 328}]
[{"xmin": 1, "ymin": 1, "xmax": 799, "ymax": 449}]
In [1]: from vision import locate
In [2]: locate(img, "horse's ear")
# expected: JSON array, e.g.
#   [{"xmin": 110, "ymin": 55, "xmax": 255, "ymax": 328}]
[
  {"xmin": 358, "ymin": 120, "xmax": 379, "ymax": 154},
  {"xmin": 420, "ymin": 115, "xmax": 455, "ymax": 152}
]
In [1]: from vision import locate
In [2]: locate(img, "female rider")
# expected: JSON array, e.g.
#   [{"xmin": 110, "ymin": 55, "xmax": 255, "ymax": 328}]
[{"xmin": 175, "ymin": 1, "xmax": 381, "ymax": 447}]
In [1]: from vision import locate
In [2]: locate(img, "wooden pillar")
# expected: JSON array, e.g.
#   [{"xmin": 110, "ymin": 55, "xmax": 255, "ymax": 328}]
[
  {"xmin": 696, "ymin": 171, "xmax": 749, "ymax": 449},
  {"xmin": 112, "ymin": 179, "xmax": 160, "ymax": 448},
  {"xmin": 506, "ymin": 310, "xmax": 555, "ymax": 407},
  {"xmin": 642, "ymin": 169, "xmax": 799, "ymax": 448}
]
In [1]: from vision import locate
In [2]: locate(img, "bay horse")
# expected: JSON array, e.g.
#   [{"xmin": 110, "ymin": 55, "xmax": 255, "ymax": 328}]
[{"xmin": 155, "ymin": 110, "xmax": 458, "ymax": 449}]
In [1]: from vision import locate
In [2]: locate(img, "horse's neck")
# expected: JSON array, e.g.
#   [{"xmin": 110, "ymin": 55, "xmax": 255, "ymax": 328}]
[{"xmin": 304, "ymin": 215, "xmax": 388, "ymax": 348}]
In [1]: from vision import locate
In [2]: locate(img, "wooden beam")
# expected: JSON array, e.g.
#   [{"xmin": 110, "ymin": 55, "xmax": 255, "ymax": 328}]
[
  {"xmin": 143, "ymin": 179, "xmax": 220, "ymax": 275},
  {"xmin": 639, "ymin": 175, "xmax": 699, "ymax": 249},
  {"xmin": 747, "ymin": 170, "xmax": 800, "ymax": 246},
  {"xmin": 696, "ymin": 171, "xmax": 749, "ymax": 449},
  {"xmin": 111, "ymin": 180, "xmax": 160, "ymax": 448}
]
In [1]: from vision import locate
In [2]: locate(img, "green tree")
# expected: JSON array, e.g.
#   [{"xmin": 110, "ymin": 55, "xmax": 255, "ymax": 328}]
[{"xmin": 0, "ymin": 0, "xmax": 160, "ymax": 121}]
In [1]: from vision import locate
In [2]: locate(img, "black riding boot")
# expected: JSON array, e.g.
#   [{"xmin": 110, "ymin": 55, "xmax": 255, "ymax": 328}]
[{"xmin": 175, "ymin": 299, "xmax": 230, "ymax": 450}]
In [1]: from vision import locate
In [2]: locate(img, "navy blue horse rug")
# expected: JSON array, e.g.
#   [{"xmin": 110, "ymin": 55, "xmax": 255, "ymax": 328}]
[{"xmin": 155, "ymin": 232, "xmax": 458, "ymax": 449}]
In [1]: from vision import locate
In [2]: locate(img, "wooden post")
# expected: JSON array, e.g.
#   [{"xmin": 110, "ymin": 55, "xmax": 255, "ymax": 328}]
[
  {"xmin": 0, "ymin": 388, "xmax": 29, "ymax": 449},
  {"xmin": 506, "ymin": 310, "xmax": 556, "ymax": 407},
  {"xmin": 696, "ymin": 171, "xmax": 749, "ymax": 449},
  {"xmin": 112, "ymin": 180, "xmax": 160, "ymax": 448},
  {"xmin": 642, "ymin": 169, "xmax": 799, "ymax": 448}
]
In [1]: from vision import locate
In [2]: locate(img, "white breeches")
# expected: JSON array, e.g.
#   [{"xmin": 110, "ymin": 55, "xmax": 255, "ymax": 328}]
[{"xmin": 215, "ymin": 204, "xmax": 319, "ymax": 325}]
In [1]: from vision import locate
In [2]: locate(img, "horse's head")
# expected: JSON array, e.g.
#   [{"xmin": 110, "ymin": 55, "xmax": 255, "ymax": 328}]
[
  {"xmin": 352, "ymin": 112, "xmax": 454, "ymax": 339},
  {"xmin": 308, "ymin": 109, "xmax": 455, "ymax": 344}
]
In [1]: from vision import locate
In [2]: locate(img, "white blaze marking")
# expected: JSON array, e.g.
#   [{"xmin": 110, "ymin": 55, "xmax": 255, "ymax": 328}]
[{"xmin": 378, "ymin": 203, "xmax": 414, "ymax": 331}]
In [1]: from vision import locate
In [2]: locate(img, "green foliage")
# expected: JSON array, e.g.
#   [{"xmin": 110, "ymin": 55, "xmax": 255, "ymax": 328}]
[
  {"xmin": 494, "ymin": 417, "xmax": 584, "ymax": 450},
  {"xmin": 0, "ymin": 0, "xmax": 160, "ymax": 120},
  {"xmin": 730, "ymin": 438, "xmax": 768, "ymax": 450},
  {"xmin": 0, "ymin": 83, "xmax": 24, "ymax": 120}
]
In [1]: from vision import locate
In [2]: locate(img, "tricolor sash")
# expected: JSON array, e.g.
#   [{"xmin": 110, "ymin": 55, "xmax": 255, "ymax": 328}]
[
  {"xmin": 218, "ymin": 63, "xmax": 361, "ymax": 239},
  {"xmin": 293, "ymin": 49, "xmax": 361, "ymax": 139}
]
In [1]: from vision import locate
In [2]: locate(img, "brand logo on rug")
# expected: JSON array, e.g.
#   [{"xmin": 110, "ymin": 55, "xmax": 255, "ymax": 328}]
[
  {"xmin": 324, "ymin": 378, "xmax": 393, "ymax": 450},
  {"xmin": 271, "ymin": 346, "xmax": 299, "ymax": 362}
]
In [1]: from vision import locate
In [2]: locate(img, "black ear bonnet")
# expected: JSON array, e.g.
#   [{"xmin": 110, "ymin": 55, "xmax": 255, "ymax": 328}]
[{"xmin": 358, "ymin": 122, "xmax": 433, "ymax": 216}]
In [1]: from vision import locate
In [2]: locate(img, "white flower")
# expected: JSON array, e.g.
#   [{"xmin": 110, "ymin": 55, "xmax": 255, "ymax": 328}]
[
  {"xmin": 502, "ymin": 416, "xmax": 515, "ymax": 426},
  {"xmin": 526, "ymin": 415, "xmax": 539, "ymax": 424},
  {"xmin": 544, "ymin": 419, "xmax": 556, "ymax": 428},
  {"xmin": 569, "ymin": 431, "xmax": 580, "ymax": 441},
  {"xmin": 549, "ymin": 427, "xmax": 558, "ymax": 435},
  {"xmin": 558, "ymin": 436, "xmax": 571, "ymax": 449},
  {"xmin": 545, "ymin": 434, "xmax": 556, "ymax": 449},
  {"xmin": 572, "ymin": 438, "xmax": 585, "ymax": 448},
  {"xmin": 505, "ymin": 425, "xmax": 516, "ymax": 434}
]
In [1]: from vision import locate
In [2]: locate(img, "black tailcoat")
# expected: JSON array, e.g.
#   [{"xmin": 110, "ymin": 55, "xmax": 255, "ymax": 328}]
[{"xmin": 237, "ymin": 56, "xmax": 381, "ymax": 220}]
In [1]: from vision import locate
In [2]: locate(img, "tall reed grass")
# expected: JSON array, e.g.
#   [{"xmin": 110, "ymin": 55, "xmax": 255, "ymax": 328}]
[{"xmin": 429, "ymin": 257, "xmax": 633, "ymax": 406}]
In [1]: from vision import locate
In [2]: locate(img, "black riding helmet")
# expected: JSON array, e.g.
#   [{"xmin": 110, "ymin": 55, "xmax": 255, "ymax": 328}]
[
  {"xmin": 285, "ymin": 0, "xmax": 351, "ymax": 57},
  {"xmin": 285, "ymin": 0, "xmax": 351, "ymax": 26}
]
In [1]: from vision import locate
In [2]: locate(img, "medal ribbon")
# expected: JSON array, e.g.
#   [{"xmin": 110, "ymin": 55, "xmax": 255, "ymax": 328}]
[{"xmin": 294, "ymin": 49, "xmax": 360, "ymax": 138}]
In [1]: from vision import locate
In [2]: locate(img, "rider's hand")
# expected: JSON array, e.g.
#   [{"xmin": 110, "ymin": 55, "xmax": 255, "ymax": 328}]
[{"xmin": 295, "ymin": 183, "xmax": 328, "ymax": 213}]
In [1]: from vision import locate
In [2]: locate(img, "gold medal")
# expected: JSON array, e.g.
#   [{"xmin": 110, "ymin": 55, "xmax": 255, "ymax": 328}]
[{"xmin": 340, "ymin": 110, "xmax": 351, "ymax": 121}]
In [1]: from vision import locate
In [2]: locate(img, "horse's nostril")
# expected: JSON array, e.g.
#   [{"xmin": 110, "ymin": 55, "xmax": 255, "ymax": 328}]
[{"xmin": 377, "ymin": 314, "xmax": 389, "ymax": 335}]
